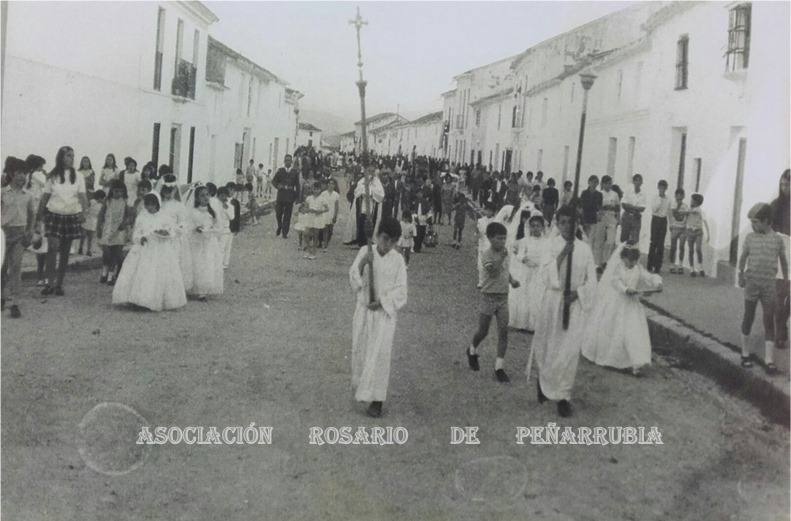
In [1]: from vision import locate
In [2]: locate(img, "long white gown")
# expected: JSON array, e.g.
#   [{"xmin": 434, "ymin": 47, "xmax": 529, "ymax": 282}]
[
  {"xmin": 349, "ymin": 246, "xmax": 408, "ymax": 403},
  {"xmin": 531, "ymin": 235, "xmax": 598, "ymax": 401},
  {"xmin": 582, "ymin": 245, "xmax": 662, "ymax": 369},
  {"xmin": 186, "ymin": 206, "xmax": 224, "ymax": 296},
  {"xmin": 352, "ymin": 176, "xmax": 385, "ymax": 238},
  {"xmin": 112, "ymin": 209, "xmax": 187, "ymax": 311},
  {"xmin": 509, "ymin": 235, "xmax": 548, "ymax": 330},
  {"xmin": 161, "ymin": 199, "xmax": 193, "ymax": 289}
]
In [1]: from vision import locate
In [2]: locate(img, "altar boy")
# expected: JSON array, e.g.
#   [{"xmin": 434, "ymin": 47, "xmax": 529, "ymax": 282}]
[
  {"xmin": 532, "ymin": 205, "xmax": 598, "ymax": 417},
  {"xmin": 349, "ymin": 217, "xmax": 408, "ymax": 417}
]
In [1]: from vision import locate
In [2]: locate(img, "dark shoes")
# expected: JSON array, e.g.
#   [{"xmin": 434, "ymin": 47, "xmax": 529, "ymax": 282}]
[
  {"xmin": 557, "ymin": 399, "xmax": 572, "ymax": 417},
  {"xmin": 466, "ymin": 350, "xmax": 480, "ymax": 371},
  {"xmin": 494, "ymin": 369, "xmax": 510, "ymax": 383},
  {"xmin": 54, "ymin": 287, "xmax": 65, "ymax": 296},
  {"xmin": 99, "ymin": 275, "xmax": 107, "ymax": 283},
  {"xmin": 537, "ymin": 380, "xmax": 547, "ymax": 404},
  {"xmin": 366, "ymin": 401, "xmax": 383, "ymax": 418},
  {"xmin": 41, "ymin": 286, "xmax": 54, "ymax": 296},
  {"xmin": 9, "ymin": 305, "xmax": 21, "ymax": 318}
]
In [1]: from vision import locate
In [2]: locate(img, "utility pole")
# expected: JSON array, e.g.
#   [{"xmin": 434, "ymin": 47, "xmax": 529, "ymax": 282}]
[{"xmin": 349, "ymin": 6, "xmax": 375, "ymax": 304}]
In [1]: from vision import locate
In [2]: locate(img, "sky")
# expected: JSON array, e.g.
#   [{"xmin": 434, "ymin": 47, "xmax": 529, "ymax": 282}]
[{"xmin": 208, "ymin": 1, "xmax": 636, "ymax": 131}]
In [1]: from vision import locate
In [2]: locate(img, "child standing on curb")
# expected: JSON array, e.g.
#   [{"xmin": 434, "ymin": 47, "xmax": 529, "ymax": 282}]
[
  {"xmin": 686, "ymin": 193, "xmax": 709, "ymax": 277},
  {"xmin": 738, "ymin": 203, "xmax": 788, "ymax": 374},
  {"xmin": 1, "ymin": 157, "xmax": 35, "ymax": 318}
]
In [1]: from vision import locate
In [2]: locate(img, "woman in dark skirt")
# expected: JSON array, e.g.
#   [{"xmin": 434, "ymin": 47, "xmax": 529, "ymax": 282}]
[{"xmin": 35, "ymin": 146, "xmax": 88, "ymax": 296}]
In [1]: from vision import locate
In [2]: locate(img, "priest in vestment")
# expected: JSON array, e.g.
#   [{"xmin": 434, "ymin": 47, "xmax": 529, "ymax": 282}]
[
  {"xmin": 531, "ymin": 205, "xmax": 598, "ymax": 417},
  {"xmin": 352, "ymin": 169, "xmax": 385, "ymax": 246},
  {"xmin": 349, "ymin": 217, "xmax": 408, "ymax": 417}
]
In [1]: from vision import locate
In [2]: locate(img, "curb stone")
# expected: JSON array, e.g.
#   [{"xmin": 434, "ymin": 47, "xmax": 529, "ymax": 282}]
[{"xmin": 646, "ymin": 307, "xmax": 789, "ymax": 427}]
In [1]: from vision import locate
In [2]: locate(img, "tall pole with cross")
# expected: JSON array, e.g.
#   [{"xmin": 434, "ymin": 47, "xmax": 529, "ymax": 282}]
[
  {"xmin": 563, "ymin": 73, "xmax": 596, "ymax": 329},
  {"xmin": 349, "ymin": 6, "xmax": 376, "ymax": 304}
]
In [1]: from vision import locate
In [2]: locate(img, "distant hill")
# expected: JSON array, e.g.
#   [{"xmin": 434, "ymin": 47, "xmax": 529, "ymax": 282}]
[{"xmin": 299, "ymin": 109, "xmax": 354, "ymax": 136}]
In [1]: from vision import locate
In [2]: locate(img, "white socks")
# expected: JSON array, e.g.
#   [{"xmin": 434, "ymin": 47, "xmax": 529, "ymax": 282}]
[
  {"xmin": 495, "ymin": 357, "xmax": 505, "ymax": 371},
  {"xmin": 741, "ymin": 334, "xmax": 750, "ymax": 357},
  {"xmin": 765, "ymin": 341, "xmax": 775, "ymax": 364},
  {"xmin": 469, "ymin": 345, "xmax": 477, "ymax": 356}
]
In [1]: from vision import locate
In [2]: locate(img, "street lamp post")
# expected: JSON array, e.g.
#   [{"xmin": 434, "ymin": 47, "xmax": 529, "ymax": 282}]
[
  {"xmin": 349, "ymin": 7, "xmax": 376, "ymax": 304},
  {"xmin": 563, "ymin": 72, "xmax": 596, "ymax": 330}
]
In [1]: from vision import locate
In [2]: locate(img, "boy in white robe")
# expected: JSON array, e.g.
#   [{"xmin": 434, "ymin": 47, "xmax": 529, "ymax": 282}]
[
  {"xmin": 349, "ymin": 217, "xmax": 408, "ymax": 418},
  {"xmin": 532, "ymin": 205, "xmax": 598, "ymax": 417}
]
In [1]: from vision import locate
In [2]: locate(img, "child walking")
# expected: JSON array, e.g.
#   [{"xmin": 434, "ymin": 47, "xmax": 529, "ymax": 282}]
[
  {"xmin": 216, "ymin": 186, "xmax": 236, "ymax": 270},
  {"xmin": 245, "ymin": 183, "xmax": 259, "ymax": 224},
  {"xmin": 583, "ymin": 244, "xmax": 663, "ymax": 376},
  {"xmin": 452, "ymin": 193, "xmax": 467, "ymax": 249},
  {"xmin": 112, "ymin": 193, "xmax": 186, "ymax": 311},
  {"xmin": 319, "ymin": 178, "xmax": 340, "ymax": 251},
  {"xmin": 160, "ymin": 176, "xmax": 193, "ymax": 289},
  {"xmin": 186, "ymin": 186, "xmax": 224, "ymax": 301},
  {"xmin": 467, "ymin": 221, "xmax": 520, "ymax": 383},
  {"xmin": 302, "ymin": 181, "xmax": 328, "ymax": 260},
  {"xmin": 398, "ymin": 211, "xmax": 415, "ymax": 265},
  {"xmin": 96, "ymin": 180, "xmax": 129, "ymax": 285},
  {"xmin": 350, "ymin": 217, "xmax": 407, "ymax": 417},
  {"xmin": 738, "ymin": 203, "xmax": 788, "ymax": 374},
  {"xmin": 1, "ymin": 157, "xmax": 35, "ymax": 318},
  {"xmin": 79, "ymin": 189, "xmax": 103, "ymax": 256},
  {"xmin": 509, "ymin": 213, "xmax": 547, "ymax": 332},
  {"xmin": 25, "ymin": 155, "xmax": 49, "ymax": 287}
]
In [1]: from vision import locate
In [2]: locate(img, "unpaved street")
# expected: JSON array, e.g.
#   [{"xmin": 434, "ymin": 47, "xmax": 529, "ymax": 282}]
[{"xmin": 2, "ymin": 204, "xmax": 788, "ymax": 521}]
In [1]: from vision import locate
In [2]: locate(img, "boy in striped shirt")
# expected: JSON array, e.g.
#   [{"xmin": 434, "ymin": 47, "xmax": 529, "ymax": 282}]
[{"xmin": 738, "ymin": 203, "xmax": 789, "ymax": 374}]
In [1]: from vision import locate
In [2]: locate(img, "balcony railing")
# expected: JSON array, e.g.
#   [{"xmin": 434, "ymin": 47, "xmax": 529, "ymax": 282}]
[{"xmin": 172, "ymin": 58, "xmax": 197, "ymax": 100}]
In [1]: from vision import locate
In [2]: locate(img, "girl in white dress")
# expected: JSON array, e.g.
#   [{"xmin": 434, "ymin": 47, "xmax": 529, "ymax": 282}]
[
  {"xmin": 509, "ymin": 213, "xmax": 547, "ymax": 332},
  {"xmin": 186, "ymin": 186, "xmax": 224, "ymax": 300},
  {"xmin": 160, "ymin": 176, "xmax": 193, "ymax": 289},
  {"xmin": 582, "ymin": 243, "xmax": 662, "ymax": 375},
  {"xmin": 508, "ymin": 210, "xmax": 532, "ymax": 330},
  {"xmin": 112, "ymin": 193, "xmax": 186, "ymax": 311}
]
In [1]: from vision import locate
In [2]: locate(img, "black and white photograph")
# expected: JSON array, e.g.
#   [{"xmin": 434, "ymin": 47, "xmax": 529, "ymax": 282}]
[{"xmin": 0, "ymin": 1, "xmax": 789, "ymax": 519}]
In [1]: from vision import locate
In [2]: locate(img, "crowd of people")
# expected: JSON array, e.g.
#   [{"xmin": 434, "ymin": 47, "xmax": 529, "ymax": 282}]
[
  {"xmin": 1, "ymin": 145, "xmax": 787, "ymax": 419},
  {"xmin": 344, "ymin": 152, "xmax": 789, "ymax": 418},
  {"xmin": 0, "ymin": 147, "xmax": 269, "ymax": 316}
]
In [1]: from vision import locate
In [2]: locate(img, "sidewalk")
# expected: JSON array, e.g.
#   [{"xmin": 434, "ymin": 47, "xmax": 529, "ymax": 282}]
[
  {"xmin": 648, "ymin": 270, "xmax": 788, "ymax": 370},
  {"xmin": 644, "ymin": 269, "xmax": 789, "ymax": 399}
]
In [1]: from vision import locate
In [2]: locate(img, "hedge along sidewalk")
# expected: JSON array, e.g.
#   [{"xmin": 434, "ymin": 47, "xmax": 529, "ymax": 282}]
[
  {"xmin": 20, "ymin": 199, "xmax": 275, "ymax": 281},
  {"xmin": 646, "ymin": 307, "xmax": 789, "ymax": 427}
]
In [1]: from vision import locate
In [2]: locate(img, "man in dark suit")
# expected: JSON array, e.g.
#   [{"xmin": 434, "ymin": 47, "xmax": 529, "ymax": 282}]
[{"xmin": 271, "ymin": 154, "xmax": 300, "ymax": 238}]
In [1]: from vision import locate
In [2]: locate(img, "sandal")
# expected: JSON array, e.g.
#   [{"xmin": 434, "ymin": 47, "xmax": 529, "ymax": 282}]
[
  {"xmin": 740, "ymin": 356, "xmax": 754, "ymax": 368},
  {"xmin": 765, "ymin": 363, "xmax": 779, "ymax": 376}
]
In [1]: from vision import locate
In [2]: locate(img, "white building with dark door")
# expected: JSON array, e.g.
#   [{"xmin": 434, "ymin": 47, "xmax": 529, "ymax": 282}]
[
  {"xmin": 1, "ymin": 1, "xmax": 218, "ymax": 183},
  {"xmin": 296, "ymin": 122, "xmax": 322, "ymax": 149},
  {"xmin": 204, "ymin": 36, "xmax": 302, "ymax": 184},
  {"xmin": 1, "ymin": 1, "xmax": 304, "ymax": 185}
]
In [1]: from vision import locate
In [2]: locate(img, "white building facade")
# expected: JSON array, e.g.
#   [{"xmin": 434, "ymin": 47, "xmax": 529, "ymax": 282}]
[
  {"xmin": 295, "ymin": 122, "xmax": 322, "ymax": 149},
  {"xmin": 2, "ymin": 1, "xmax": 302, "ymax": 184}
]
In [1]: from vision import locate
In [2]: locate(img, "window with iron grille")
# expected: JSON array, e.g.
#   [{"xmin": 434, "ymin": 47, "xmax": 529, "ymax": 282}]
[
  {"xmin": 675, "ymin": 35, "xmax": 689, "ymax": 90},
  {"xmin": 726, "ymin": 4, "xmax": 751, "ymax": 71}
]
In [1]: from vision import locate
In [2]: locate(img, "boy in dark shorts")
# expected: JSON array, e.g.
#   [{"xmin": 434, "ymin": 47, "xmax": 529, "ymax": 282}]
[
  {"xmin": 738, "ymin": 203, "xmax": 788, "ymax": 374},
  {"xmin": 467, "ymin": 221, "xmax": 520, "ymax": 382}
]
